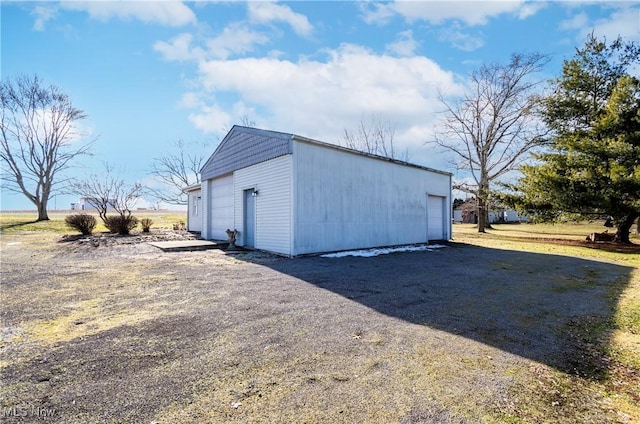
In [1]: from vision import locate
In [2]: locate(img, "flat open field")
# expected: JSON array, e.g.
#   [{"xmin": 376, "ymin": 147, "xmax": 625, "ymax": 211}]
[
  {"xmin": 0, "ymin": 210, "xmax": 188, "ymax": 234},
  {"xmin": 1, "ymin": 214, "xmax": 638, "ymax": 423}
]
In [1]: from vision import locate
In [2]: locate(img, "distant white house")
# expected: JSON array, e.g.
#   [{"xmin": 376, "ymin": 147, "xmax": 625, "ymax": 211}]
[
  {"xmin": 453, "ymin": 209, "xmax": 463, "ymax": 223},
  {"xmin": 503, "ymin": 209, "xmax": 529, "ymax": 223},
  {"xmin": 453, "ymin": 198, "xmax": 529, "ymax": 224},
  {"xmin": 70, "ymin": 197, "xmax": 116, "ymax": 212},
  {"xmin": 186, "ymin": 126, "xmax": 452, "ymax": 256}
]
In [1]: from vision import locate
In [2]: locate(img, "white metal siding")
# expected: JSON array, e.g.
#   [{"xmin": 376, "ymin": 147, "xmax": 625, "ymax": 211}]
[
  {"xmin": 234, "ymin": 155, "xmax": 293, "ymax": 255},
  {"xmin": 293, "ymin": 140, "xmax": 451, "ymax": 255},
  {"xmin": 427, "ymin": 195, "xmax": 445, "ymax": 240},
  {"xmin": 209, "ymin": 174, "xmax": 234, "ymax": 240},
  {"xmin": 201, "ymin": 180, "xmax": 210, "ymax": 239},
  {"xmin": 187, "ymin": 189, "xmax": 202, "ymax": 232}
]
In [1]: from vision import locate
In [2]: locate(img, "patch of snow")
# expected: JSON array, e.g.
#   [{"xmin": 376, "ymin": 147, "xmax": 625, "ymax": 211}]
[{"xmin": 320, "ymin": 244, "xmax": 446, "ymax": 258}]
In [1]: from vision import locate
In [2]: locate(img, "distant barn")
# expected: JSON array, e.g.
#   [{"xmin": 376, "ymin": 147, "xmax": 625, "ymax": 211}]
[{"xmin": 186, "ymin": 126, "xmax": 452, "ymax": 256}]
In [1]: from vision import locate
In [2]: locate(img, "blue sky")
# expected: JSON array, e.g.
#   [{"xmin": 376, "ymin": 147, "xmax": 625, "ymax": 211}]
[{"xmin": 2, "ymin": 1, "xmax": 639, "ymax": 211}]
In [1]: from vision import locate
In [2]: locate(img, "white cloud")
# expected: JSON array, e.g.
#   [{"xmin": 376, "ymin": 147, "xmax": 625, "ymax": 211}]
[
  {"xmin": 61, "ymin": 0, "xmax": 196, "ymax": 27},
  {"xmin": 560, "ymin": 11, "xmax": 589, "ymax": 31},
  {"xmin": 186, "ymin": 44, "xmax": 462, "ymax": 170},
  {"xmin": 188, "ymin": 103, "xmax": 232, "ymax": 134},
  {"xmin": 559, "ymin": 4, "xmax": 639, "ymax": 44},
  {"xmin": 267, "ymin": 49, "xmax": 287, "ymax": 59},
  {"xmin": 362, "ymin": 0, "xmax": 539, "ymax": 27},
  {"xmin": 359, "ymin": 2, "xmax": 396, "ymax": 25},
  {"xmin": 178, "ymin": 92, "xmax": 205, "ymax": 109},
  {"xmin": 196, "ymin": 43, "xmax": 460, "ymax": 120},
  {"xmin": 385, "ymin": 30, "xmax": 419, "ymax": 57},
  {"xmin": 154, "ymin": 33, "xmax": 204, "ymax": 62},
  {"xmin": 247, "ymin": 1, "xmax": 313, "ymax": 37},
  {"xmin": 187, "ymin": 100, "xmax": 261, "ymax": 134},
  {"xmin": 438, "ymin": 24, "xmax": 485, "ymax": 51},
  {"xmin": 32, "ymin": 5, "xmax": 57, "ymax": 31},
  {"xmin": 589, "ymin": 5, "xmax": 640, "ymax": 42},
  {"xmin": 518, "ymin": 1, "xmax": 547, "ymax": 19},
  {"xmin": 206, "ymin": 22, "xmax": 270, "ymax": 60},
  {"xmin": 154, "ymin": 23, "xmax": 269, "ymax": 62}
]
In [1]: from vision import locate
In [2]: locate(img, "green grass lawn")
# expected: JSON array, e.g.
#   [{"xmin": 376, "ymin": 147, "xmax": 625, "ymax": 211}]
[
  {"xmin": 454, "ymin": 221, "xmax": 640, "ymax": 422},
  {"xmin": 455, "ymin": 220, "xmax": 639, "ymax": 240},
  {"xmin": 454, "ymin": 222, "xmax": 640, "ymax": 263}
]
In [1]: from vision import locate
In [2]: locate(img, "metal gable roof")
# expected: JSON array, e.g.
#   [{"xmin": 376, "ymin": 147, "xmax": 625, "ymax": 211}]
[
  {"xmin": 200, "ymin": 125, "xmax": 452, "ymax": 181},
  {"xmin": 200, "ymin": 126, "xmax": 293, "ymax": 180}
]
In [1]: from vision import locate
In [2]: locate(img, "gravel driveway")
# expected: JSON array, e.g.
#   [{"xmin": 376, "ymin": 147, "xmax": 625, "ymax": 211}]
[{"xmin": 0, "ymin": 233, "xmax": 632, "ymax": 423}]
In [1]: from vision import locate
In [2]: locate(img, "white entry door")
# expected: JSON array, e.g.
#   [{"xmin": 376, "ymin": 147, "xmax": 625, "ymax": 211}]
[
  {"xmin": 188, "ymin": 191, "xmax": 202, "ymax": 232},
  {"xmin": 243, "ymin": 189, "xmax": 256, "ymax": 248},
  {"xmin": 427, "ymin": 195, "xmax": 445, "ymax": 240}
]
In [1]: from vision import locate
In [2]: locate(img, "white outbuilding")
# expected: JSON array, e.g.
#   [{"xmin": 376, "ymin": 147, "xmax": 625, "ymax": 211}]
[{"xmin": 188, "ymin": 126, "xmax": 452, "ymax": 256}]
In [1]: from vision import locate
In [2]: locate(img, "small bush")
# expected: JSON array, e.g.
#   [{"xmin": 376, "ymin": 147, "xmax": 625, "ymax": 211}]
[
  {"xmin": 173, "ymin": 221, "xmax": 186, "ymax": 231},
  {"xmin": 105, "ymin": 215, "xmax": 139, "ymax": 235},
  {"xmin": 140, "ymin": 218, "xmax": 153, "ymax": 233},
  {"xmin": 65, "ymin": 214, "xmax": 97, "ymax": 235}
]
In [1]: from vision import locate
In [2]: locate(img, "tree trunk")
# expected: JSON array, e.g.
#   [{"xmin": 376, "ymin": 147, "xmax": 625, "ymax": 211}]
[
  {"xmin": 636, "ymin": 216, "xmax": 640, "ymax": 235},
  {"xmin": 615, "ymin": 213, "xmax": 639, "ymax": 244},
  {"xmin": 477, "ymin": 180, "xmax": 490, "ymax": 233},
  {"xmin": 484, "ymin": 209, "xmax": 494, "ymax": 230},
  {"xmin": 36, "ymin": 200, "xmax": 49, "ymax": 221},
  {"xmin": 477, "ymin": 197, "xmax": 487, "ymax": 233}
]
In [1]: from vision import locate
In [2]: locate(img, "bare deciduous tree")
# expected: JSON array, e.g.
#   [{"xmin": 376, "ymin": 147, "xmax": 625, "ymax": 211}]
[
  {"xmin": 432, "ymin": 53, "xmax": 549, "ymax": 232},
  {"xmin": 148, "ymin": 140, "xmax": 205, "ymax": 205},
  {"xmin": 342, "ymin": 115, "xmax": 409, "ymax": 161},
  {"xmin": 70, "ymin": 164, "xmax": 143, "ymax": 226},
  {"xmin": 224, "ymin": 115, "xmax": 256, "ymax": 132},
  {"xmin": 0, "ymin": 75, "xmax": 93, "ymax": 220},
  {"xmin": 150, "ymin": 116, "xmax": 256, "ymax": 205}
]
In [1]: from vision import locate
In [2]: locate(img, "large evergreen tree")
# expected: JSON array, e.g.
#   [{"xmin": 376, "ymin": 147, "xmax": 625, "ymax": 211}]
[{"xmin": 514, "ymin": 35, "xmax": 640, "ymax": 243}]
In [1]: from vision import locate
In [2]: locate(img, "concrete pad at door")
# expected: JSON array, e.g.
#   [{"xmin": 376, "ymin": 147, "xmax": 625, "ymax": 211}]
[{"xmin": 148, "ymin": 240, "xmax": 221, "ymax": 252}]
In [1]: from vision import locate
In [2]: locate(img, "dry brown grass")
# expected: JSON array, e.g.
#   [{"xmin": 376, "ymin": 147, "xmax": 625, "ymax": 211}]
[
  {"xmin": 0, "ymin": 210, "xmax": 187, "ymax": 234},
  {"xmin": 1, "ymin": 222, "xmax": 638, "ymax": 423}
]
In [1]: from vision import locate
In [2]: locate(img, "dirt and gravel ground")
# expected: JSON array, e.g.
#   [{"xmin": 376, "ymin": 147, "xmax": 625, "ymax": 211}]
[{"xmin": 0, "ymin": 230, "xmax": 636, "ymax": 423}]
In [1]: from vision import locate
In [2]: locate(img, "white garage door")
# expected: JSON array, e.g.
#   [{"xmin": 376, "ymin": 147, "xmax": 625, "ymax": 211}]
[
  {"xmin": 427, "ymin": 195, "xmax": 445, "ymax": 240},
  {"xmin": 209, "ymin": 174, "xmax": 234, "ymax": 240}
]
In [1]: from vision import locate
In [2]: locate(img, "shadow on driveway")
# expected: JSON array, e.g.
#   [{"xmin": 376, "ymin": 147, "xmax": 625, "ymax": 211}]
[{"xmin": 261, "ymin": 242, "xmax": 633, "ymax": 377}]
